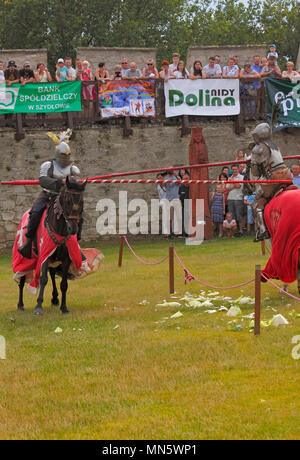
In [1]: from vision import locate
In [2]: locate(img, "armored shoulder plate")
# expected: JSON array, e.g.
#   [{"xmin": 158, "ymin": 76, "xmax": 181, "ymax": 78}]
[
  {"xmin": 262, "ymin": 139, "xmax": 279, "ymax": 151},
  {"xmin": 252, "ymin": 144, "xmax": 264, "ymax": 157}
]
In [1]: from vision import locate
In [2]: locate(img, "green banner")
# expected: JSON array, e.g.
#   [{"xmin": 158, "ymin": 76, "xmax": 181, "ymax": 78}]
[
  {"xmin": 0, "ymin": 81, "xmax": 82, "ymax": 113},
  {"xmin": 266, "ymin": 78, "xmax": 300, "ymax": 131}
]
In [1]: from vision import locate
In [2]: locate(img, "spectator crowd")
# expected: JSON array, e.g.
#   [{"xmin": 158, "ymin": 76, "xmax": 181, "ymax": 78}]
[
  {"xmin": 1, "ymin": 44, "xmax": 299, "ymax": 119},
  {"xmin": 156, "ymin": 149, "xmax": 300, "ymax": 241},
  {"xmin": 1, "ymin": 46, "xmax": 298, "ymax": 123},
  {"xmin": 1, "ymin": 44, "xmax": 299, "ymax": 87}
]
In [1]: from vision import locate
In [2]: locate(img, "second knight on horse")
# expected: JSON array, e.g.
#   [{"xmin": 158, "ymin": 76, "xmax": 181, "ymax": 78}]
[{"xmin": 247, "ymin": 123, "xmax": 294, "ymax": 241}]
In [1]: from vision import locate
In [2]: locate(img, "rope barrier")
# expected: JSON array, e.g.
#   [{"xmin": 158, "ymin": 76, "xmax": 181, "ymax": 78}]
[
  {"xmin": 122, "ymin": 236, "xmax": 169, "ymax": 266},
  {"xmin": 261, "ymin": 273, "xmax": 300, "ymax": 302},
  {"xmin": 174, "ymin": 249, "xmax": 255, "ymax": 290}
]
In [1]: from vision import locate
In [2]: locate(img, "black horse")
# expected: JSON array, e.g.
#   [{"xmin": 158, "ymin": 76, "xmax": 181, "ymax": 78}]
[{"xmin": 17, "ymin": 176, "xmax": 86, "ymax": 315}]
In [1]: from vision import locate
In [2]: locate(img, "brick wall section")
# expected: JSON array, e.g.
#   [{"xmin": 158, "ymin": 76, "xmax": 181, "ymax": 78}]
[
  {"xmin": 76, "ymin": 47, "xmax": 157, "ymax": 76},
  {"xmin": 0, "ymin": 123, "xmax": 299, "ymax": 252},
  {"xmin": 0, "ymin": 49, "xmax": 48, "ymax": 71}
]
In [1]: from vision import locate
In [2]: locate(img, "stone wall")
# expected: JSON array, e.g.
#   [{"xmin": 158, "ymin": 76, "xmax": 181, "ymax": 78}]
[
  {"xmin": 0, "ymin": 122, "xmax": 299, "ymax": 252},
  {"xmin": 0, "ymin": 49, "xmax": 48, "ymax": 71},
  {"xmin": 187, "ymin": 45, "xmax": 267, "ymax": 70},
  {"xmin": 76, "ymin": 47, "xmax": 157, "ymax": 76}
]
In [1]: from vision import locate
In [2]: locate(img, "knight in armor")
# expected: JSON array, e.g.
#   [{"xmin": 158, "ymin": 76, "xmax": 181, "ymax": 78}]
[
  {"xmin": 18, "ymin": 129, "xmax": 84, "ymax": 259},
  {"xmin": 249, "ymin": 123, "xmax": 293, "ymax": 241}
]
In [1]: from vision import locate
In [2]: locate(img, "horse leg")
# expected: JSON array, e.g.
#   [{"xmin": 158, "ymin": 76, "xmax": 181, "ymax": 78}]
[
  {"xmin": 17, "ymin": 275, "xmax": 26, "ymax": 311},
  {"xmin": 33, "ymin": 261, "xmax": 48, "ymax": 315},
  {"xmin": 60, "ymin": 260, "xmax": 71, "ymax": 314},
  {"xmin": 49, "ymin": 268, "xmax": 59, "ymax": 306}
]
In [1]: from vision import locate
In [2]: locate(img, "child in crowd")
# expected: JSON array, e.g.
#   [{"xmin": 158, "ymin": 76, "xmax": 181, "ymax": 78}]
[
  {"xmin": 244, "ymin": 194, "xmax": 256, "ymax": 235},
  {"xmin": 210, "ymin": 174, "xmax": 227, "ymax": 238},
  {"xmin": 223, "ymin": 212, "xmax": 237, "ymax": 238},
  {"xmin": 267, "ymin": 44, "xmax": 278, "ymax": 65},
  {"xmin": 81, "ymin": 60, "xmax": 94, "ymax": 101},
  {"xmin": 55, "ymin": 58, "xmax": 69, "ymax": 82}
]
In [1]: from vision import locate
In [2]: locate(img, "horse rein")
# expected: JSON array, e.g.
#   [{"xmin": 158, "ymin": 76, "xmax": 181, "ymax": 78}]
[{"xmin": 45, "ymin": 189, "xmax": 84, "ymax": 246}]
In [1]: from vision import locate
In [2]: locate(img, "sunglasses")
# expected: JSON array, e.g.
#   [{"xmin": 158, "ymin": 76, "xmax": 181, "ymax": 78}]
[
  {"xmin": 147, "ymin": 63, "xmax": 153, "ymax": 65},
  {"xmin": 122, "ymin": 62, "xmax": 127, "ymax": 64}
]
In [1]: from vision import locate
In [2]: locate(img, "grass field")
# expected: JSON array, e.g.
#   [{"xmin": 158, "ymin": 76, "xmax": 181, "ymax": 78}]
[{"xmin": 0, "ymin": 236, "xmax": 300, "ymax": 440}]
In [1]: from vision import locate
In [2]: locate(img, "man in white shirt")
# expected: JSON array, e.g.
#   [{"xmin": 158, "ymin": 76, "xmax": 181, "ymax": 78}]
[
  {"xmin": 169, "ymin": 53, "xmax": 180, "ymax": 72},
  {"xmin": 203, "ymin": 57, "xmax": 222, "ymax": 78},
  {"xmin": 226, "ymin": 165, "xmax": 244, "ymax": 235},
  {"xmin": 65, "ymin": 57, "xmax": 77, "ymax": 81}
]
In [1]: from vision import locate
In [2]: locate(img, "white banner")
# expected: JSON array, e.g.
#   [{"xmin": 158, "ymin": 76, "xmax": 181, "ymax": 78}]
[{"xmin": 164, "ymin": 79, "xmax": 240, "ymax": 117}]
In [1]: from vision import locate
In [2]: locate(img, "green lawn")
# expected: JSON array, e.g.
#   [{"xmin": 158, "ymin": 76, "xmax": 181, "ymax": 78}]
[{"xmin": 0, "ymin": 236, "xmax": 300, "ymax": 440}]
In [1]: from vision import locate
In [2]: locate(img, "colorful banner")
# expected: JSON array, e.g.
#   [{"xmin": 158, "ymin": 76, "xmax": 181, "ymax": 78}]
[
  {"xmin": 99, "ymin": 80, "xmax": 155, "ymax": 118},
  {"xmin": 164, "ymin": 79, "xmax": 240, "ymax": 117},
  {"xmin": 0, "ymin": 81, "xmax": 82, "ymax": 113},
  {"xmin": 266, "ymin": 78, "xmax": 300, "ymax": 131}
]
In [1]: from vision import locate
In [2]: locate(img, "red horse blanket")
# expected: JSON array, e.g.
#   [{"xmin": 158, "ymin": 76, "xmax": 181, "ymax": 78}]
[
  {"xmin": 12, "ymin": 210, "xmax": 82, "ymax": 294},
  {"xmin": 262, "ymin": 189, "xmax": 300, "ymax": 283}
]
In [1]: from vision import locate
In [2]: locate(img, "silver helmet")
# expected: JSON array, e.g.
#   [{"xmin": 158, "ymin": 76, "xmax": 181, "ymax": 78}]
[
  {"xmin": 55, "ymin": 141, "xmax": 72, "ymax": 167},
  {"xmin": 252, "ymin": 123, "xmax": 271, "ymax": 144}
]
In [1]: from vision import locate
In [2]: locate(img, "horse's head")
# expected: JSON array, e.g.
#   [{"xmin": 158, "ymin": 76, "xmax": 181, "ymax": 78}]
[{"xmin": 56, "ymin": 176, "xmax": 87, "ymax": 235}]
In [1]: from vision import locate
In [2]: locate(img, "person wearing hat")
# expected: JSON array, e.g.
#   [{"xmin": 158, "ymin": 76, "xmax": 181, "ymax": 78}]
[
  {"xmin": 159, "ymin": 60, "xmax": 173, "ymax": 82},
  {"xmin": 267, "ymin": 44, "xmax": 278, "ymax": 65},
  {"xmin": 4, "ymin": 60, "xmax": 19, "ymax": 86},
  {"xmin": 19, "ymin": 62, "xmax": 34, "ymax": 86},
  {"xmin": 55, "ymin": 58, "xmax": 70, "ymax": 82}
]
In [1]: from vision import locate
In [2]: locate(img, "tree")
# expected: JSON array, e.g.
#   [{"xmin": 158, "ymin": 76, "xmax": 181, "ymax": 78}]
[{"xmin": 0, "ymin": 0, "xmax": 298, "ymax": 70}]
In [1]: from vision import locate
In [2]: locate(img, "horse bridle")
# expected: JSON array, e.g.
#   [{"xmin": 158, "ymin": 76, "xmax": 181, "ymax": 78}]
[{"xmin": 45, "ymin": 189, "xmax": 84, "ymax": 246}]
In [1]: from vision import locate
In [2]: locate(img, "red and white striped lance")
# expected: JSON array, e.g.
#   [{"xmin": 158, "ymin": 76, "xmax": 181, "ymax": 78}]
[
  {"xmin": 87, "ymin": 179, "xmax": 293, "ymax": 185},
  {"xmin": 1, "ymin": 155, "xmax": 299, "ymax": 186}
]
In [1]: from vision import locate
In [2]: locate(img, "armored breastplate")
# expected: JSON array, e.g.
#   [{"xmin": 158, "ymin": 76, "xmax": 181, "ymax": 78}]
[
  {"xmin": 262, "ymin": 141, "xmax": 284, "ymax": 171},
  {"xmin": 47, "ymin": 160, "xmax": 74, "ymax": 179}
]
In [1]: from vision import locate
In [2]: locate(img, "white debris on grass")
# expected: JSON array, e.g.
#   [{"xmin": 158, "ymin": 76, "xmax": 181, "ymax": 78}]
[
  {"xmin": 170, "ymin": 311, "xmax": 183, "ymax": 319},
  {"xmin": 156, "ymin": 301, "xmax": 182, "ymax": 308},
  {"xmin": 201, "ymin": 300, "xmax": 214, "ymax": 308},
  {"xmin": 235, "ymin": 295, "xmax": 255, "ymax": 305},
  {"xmin": 270, "ymin": 314, "xmax": 289, "ymax": 327},
  {"xmin": 139, "ymin": 299, "xmax": 150, "ymax": 305},
  {"xmin": 113, "ymin": 324, "xmax": 120, "ymax": 330},
  {"xmin": 242, "ymin": 312, "xmax": 255, "ymax": 319},
  {"xmin": 226, "ymin": 306, "xmax": 242, "ymax": 317},
  {"xmin": 54, "ymin": 327, "xmax": 62, "ymax": 334},
  {"xmin": 185, "ymin": 300, "xmax": 203, "ymax": 308}
]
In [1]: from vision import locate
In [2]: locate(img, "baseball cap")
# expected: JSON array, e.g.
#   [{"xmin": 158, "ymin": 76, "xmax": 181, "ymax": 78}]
[
  {"xmin": 8, "ymin": 60, "xmax": 16, "ymax": 67},
  {"xmin": 270, "ymin": 44, "xmax": 277, "ymax": 48},
  {"xmin": 57, "ymin": 58, "xmax": 64, "ymax": 63},
  {"xmin": 162, "ymin": 60, "xmax": 169, "ymax": 66},
  {"xmin": 23, "ymin": 61, "xmax": 30, "ymax": 67}
]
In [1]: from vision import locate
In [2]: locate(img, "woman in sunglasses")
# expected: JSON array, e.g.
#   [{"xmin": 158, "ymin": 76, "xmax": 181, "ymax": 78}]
[{"xmin": 142, "ymin": 59, "xmax": 159, "ymax": 79}]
